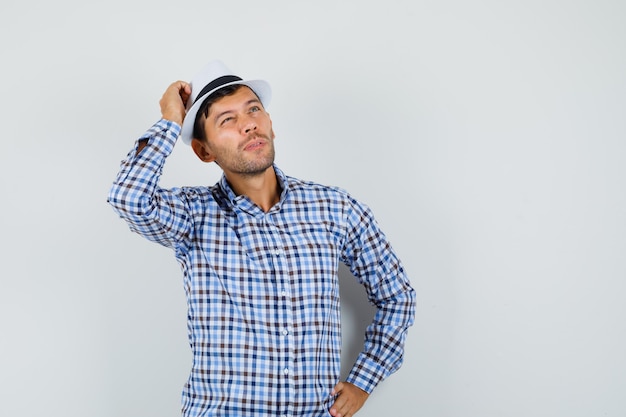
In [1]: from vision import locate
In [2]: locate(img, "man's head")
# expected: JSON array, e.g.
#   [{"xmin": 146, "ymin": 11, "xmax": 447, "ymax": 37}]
[
  {"xmin": 180, "ymin": 60, "xmax": 271, "ymax": 146},
  {"xmin": 189, "ymin": 81, "xmax": 276, "ymax": 178}
]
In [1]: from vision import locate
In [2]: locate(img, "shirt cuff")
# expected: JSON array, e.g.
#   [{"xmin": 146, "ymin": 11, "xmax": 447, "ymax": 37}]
[
  {"xmin": 137, "ymin": 118, "xmax": 181, "ymax": 157},
  {"xmin": 345, "ymin": 353, "xmax": 388, "ymax": 394}
]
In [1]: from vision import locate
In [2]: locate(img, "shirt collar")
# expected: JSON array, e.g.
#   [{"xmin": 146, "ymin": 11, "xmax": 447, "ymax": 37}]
[{"xmin": 218, "ymin": 164, "xmax": 289, "ymax": 213}]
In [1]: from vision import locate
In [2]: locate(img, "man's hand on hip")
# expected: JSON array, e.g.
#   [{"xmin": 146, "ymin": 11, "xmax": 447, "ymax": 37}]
[{"xmin": 329, "ymin": 381, "xmax": 369, "ymax": 417}]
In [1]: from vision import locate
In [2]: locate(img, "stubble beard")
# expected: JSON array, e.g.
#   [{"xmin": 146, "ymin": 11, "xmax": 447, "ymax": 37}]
[{"xmin": 229, "ymin": 133, "xmax": 276, "ymax": 178}]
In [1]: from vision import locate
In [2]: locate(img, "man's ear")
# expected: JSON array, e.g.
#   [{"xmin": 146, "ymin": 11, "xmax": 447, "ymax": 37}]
[{"xmin": 191, "ymin": 138, "xmax": 216, "ymax": 163}]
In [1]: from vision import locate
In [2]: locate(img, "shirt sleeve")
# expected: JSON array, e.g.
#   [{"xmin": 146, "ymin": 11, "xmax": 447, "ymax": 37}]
[
  {"xmin": 107, "ymin": 119, "xmax": 192, "ymax": 251},
  {"xmin": 341, "ymin": 196, "xmax": 416, "ymax": 394}
]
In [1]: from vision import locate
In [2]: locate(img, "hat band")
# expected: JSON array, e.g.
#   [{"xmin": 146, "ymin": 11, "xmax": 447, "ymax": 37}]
[{"xmin": 193, "ymin": 75, "xmax": 243, "ymax": 105}]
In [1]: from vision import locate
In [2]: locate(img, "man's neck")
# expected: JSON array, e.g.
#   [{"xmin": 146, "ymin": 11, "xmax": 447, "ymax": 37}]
[{"xmin": 225, "ymin": 166, "xmax": 280, "ymax": 212}]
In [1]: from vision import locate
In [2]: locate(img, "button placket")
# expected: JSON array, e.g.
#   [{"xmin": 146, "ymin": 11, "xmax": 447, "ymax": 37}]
[{"xmin": 263, "ymin": 215, "xmax": 295, "ymax": 408}]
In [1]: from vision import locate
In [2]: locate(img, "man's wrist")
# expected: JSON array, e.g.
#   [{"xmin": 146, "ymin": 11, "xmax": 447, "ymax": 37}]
[{"xmin": 161, "ymin": 116, "xmax": 183, "ymax": 126}]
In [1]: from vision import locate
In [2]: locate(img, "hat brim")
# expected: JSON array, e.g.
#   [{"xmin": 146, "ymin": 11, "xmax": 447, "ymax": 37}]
[{"xmin": 180, "ymin": 79, "xmax": 271, "ymax": 145}]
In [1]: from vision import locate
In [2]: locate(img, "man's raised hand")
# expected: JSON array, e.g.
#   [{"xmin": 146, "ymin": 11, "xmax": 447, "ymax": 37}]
[{"xmin": 159, "ymin": 81, "xmax": 191, "ymax": 126}]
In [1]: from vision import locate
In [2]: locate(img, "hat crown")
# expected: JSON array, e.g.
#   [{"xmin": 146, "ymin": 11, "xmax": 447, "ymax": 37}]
[{"xmin": 187, "ymin": 60, "xmax": 237, "ymax": 110}]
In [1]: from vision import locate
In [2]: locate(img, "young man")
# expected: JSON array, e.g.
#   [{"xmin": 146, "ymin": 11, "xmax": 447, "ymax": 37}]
[{"xmin": 108, "ymin": 60, "xmax": 416, "ymax": 417}]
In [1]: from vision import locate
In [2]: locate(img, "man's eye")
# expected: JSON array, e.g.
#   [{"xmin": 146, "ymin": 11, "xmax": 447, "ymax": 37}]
[
  {"xmin": 220, "ymin": 117, "xmax": 233, "ymax": 125},
  {"xmin": 250, "ymin": 106, "xmax": 260, "ymax": 112}
]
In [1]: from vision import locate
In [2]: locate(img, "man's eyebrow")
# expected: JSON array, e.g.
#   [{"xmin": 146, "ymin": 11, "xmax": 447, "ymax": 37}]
[{"xmin": 211, "ymin": 99, "xmax": 262, "ymax": 122}]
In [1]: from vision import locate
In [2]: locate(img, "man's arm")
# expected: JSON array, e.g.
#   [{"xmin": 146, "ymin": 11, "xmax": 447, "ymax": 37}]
[
  {"xmin": 107, "ymin": 81, "xmax": 194, "ymax": 248},
  {"xmin": 332, "ymin": 196, "xmax": 416, "ymax": 415}
]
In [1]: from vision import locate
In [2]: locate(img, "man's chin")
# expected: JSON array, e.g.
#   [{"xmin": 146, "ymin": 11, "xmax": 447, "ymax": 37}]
[{"xmin": 239, "ymin": 158, "xmax": 275, "ymax": 177}]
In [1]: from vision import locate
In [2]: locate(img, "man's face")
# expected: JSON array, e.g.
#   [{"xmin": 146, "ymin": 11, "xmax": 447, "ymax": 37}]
[{"xmin": 194, "ymin": 86, "xmax": 275, "ymax": 177}]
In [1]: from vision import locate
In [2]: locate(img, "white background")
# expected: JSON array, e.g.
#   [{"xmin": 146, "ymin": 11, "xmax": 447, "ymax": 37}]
[{"xmin": 1, "ymin": 1, "xmax": 625, "ymax": 416}]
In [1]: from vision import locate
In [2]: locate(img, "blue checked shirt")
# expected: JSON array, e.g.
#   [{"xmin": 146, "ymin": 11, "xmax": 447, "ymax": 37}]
[{"xmin": 108, "ymin": 119, "xmax": 416, "ymax": 417}]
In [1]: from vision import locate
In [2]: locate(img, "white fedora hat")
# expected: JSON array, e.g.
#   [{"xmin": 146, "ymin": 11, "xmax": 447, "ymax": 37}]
[{"xmin": 180, "ymin": 60, "xmax": 272, "ymax": 145}]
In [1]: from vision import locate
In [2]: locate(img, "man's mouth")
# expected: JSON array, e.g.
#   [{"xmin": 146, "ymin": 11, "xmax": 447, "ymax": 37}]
[{"xmin": 243, "ymin": 136, "xmax": 267, "ymax": 151}]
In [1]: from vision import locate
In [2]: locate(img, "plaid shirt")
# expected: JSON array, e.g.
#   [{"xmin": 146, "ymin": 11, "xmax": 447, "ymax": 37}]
[{"xmin": 108, "ymin": 119, "xmax": 416, "ymax": 417}]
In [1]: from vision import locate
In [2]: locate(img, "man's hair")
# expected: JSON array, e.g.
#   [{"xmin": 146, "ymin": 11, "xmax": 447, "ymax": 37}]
[{"xmin": 192, "ymin": 84, "xmax": 248, "ymax": 142}]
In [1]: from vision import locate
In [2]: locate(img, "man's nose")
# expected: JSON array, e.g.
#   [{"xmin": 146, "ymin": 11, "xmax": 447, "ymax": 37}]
[{"xmin": 242, "ymin": 116, "xmax": 257, "ymax": 134}]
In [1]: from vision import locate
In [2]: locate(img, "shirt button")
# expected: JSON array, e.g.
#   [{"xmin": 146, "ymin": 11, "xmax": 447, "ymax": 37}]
[
  {"xmin": 283, "ymin": 368, "xmax": 289, "ymax": 375},
  {"xmin": 274, "ymin": 248, "xmax": 282, "ymax": 256},
  {"xmin": 281, "ymin": 290, "xmax": 287, "ymax": 297},
  {"xmin": 282, "ymin": 329, "xmax": 289, "ymax": 336}
]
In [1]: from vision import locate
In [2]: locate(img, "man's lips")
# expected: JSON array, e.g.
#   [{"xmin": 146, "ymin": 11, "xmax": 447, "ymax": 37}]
[{"xmin": 243, "ymin": 136, "xmax": 268, "ymax": 151}]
